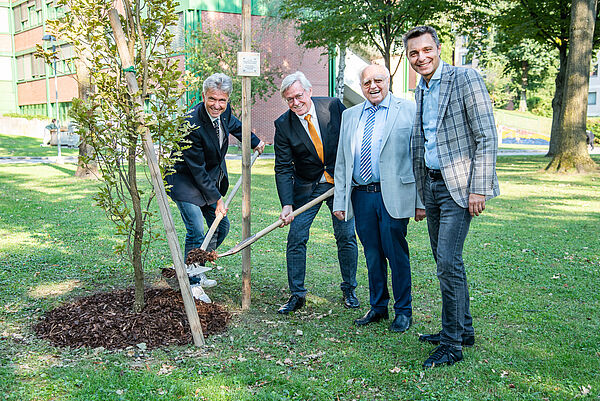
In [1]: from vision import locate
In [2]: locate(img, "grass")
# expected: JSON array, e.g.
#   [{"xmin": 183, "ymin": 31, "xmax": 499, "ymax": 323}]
[
  {"xmin": 0, "ymin": 133, "xmax": 79, "ymax": 157},
  {"xmin": 0, "ymin": 155, "xmax": 599, "ymax": 400}
]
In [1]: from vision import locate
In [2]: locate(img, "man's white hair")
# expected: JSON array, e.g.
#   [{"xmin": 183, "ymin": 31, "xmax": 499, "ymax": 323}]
[{"xmin": 280, "ymin": 71, "xmax": 312, "ymax": 97}]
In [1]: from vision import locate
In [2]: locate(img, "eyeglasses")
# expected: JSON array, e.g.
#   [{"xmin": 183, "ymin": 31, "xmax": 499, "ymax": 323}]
[{"xmin": 285, "ymin": 90, "xmax": 306, "ymax": 104}]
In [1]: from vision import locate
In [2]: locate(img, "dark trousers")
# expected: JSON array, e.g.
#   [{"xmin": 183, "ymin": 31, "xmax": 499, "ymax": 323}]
[
  {"xmin": 424, "ymin": 175, "xmax": 474, "ymax": 349},
  {"xmin": 351, "ymin": 189, "xmax": 412, "ymax": 316},
  {"xmin": 286, "ymin": 183, "xmax": 358, "ymax": 297}
]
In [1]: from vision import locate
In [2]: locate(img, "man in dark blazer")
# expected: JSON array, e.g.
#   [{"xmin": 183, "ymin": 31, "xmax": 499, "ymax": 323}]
[
  {"xmin": 274, "ymin": 71, "xmax": 359, "ymax": 314},
  {"xmin": 167, "ymin": 73, "xmax": 264, "ymax": 302}
]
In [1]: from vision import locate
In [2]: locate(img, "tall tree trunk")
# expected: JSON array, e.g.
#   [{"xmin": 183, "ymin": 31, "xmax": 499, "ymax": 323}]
[
  {"xmin": 128, "ymin": 135, "xmax": 145, "ymax": 313},
  {"xmin": 335, "ymin": 46, "xmax": 346, "ymax": 100},
  {"xmin": 74, "ymin": 48, "xmax": 98, "ymax": 178},
  {"xmin": 546, "ymin": 0, "xmax": 598, "ymax": 172},
  {"xmin": 518, "ymin": 60, "xmax": 529, "ymax": 112},
  {"xmin": 547, "ymin": 45, "xmax": 568, "ymax": 157}
]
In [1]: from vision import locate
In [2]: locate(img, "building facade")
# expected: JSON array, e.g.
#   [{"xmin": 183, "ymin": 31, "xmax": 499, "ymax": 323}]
[{"xmin": 1, "ymin": 0, "xmax": 331, "ymax": 143}]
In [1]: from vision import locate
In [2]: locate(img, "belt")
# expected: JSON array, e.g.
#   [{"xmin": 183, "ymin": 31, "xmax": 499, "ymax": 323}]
[
  {"xmin": 354, "ymin": 182, "xmax": 381, "ymax": 192},
  {"xmin": 427, "ymin": 168, "xmax": 443, "ymax": 180}
]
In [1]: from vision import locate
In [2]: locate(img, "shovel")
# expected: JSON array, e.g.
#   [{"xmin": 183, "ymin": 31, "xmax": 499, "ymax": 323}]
[
  {"xmin": 218, "ymin": 187, "xmax": 335, "ymax": 258},
  {"xmin": 186, "ymin": 150, "xmax": 260, "ymax": 275}
]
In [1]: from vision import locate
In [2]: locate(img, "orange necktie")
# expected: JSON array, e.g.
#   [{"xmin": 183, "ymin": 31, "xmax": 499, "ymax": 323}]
[{"xmin": 304, "ymin": 115, "xmax": 334, "ymax": 184}]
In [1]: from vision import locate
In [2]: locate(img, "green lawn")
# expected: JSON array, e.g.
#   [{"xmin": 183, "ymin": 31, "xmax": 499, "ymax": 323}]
[
  {"xmin": 0, "ymin": 133, "xmax": 79, "ymax": 157},
  {"xmin": 0, "ymin": 156, "xmax": 599, "ymax": 400}
]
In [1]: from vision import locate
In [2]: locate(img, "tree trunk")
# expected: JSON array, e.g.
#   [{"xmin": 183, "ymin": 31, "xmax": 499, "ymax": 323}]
[
  {"xmin": 518, "ymin": 60, "xmax": 529, "ymax": 112},
  {"xmin": 335, "ymin": 46, "xmax": 346, "ymax": 100},
  {"xmin": 73, "ymin": 50, "xmax": 98, "ymax": 178},
  {"xmin": 128, "ymin": 136, "xmax": 145, "ymax": 312},
  {"xmin": 547, "ymin": 45, "xmax": 568, "ymax": 157},
  {"xmin": 546, "ymin": 0, "xmax": 598, "ymax": 173}
]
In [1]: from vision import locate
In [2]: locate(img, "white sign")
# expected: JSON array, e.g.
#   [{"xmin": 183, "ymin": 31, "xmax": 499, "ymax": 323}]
[{"xmin": 237, "ymin": 52, "xmax": 260, "ymax": 77}]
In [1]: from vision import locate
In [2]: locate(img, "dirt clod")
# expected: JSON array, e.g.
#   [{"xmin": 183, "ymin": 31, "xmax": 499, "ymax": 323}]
[
  {"xmin": 34, "ymin": 288, "xmax": 230, "ymax": 349},
  {"xmin": 186, "ymin": 248, "xmax": 218, "ymax": 264}
]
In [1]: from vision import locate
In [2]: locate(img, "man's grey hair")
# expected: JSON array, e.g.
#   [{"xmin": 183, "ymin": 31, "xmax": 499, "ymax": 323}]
[
  {"xmin": 402, "ymin": 26, "xmax": 441, "ymax": 49},
  {"xmin": 203, "ymin": 73, "xmax": 233, "ymax": 95},
  {"xmin": 280, "ymin": 71, "xmax": 312, "ymax": 97},
  {"xmin": 358, "ymin": 64, "xmax": 391, "ymax": 82}
]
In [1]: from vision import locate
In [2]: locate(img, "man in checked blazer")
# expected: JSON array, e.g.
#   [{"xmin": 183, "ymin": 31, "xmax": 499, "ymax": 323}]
[
  {"xmin": 274, "ymin": 71, "xmax": 359, "ymax": 314},
  {"xmin": 333, "ymin": 64, "xmax": 423, "ymax": 332},
  {"xmin": 404, "ymin": 26, "xmax": 500, "ymax": 368}
]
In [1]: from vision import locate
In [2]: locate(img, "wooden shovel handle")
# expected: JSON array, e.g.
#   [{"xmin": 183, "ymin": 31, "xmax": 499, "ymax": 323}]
[
  {"xmin": 199, "ymin": 150, "xmax": 260, "ymax": 251},
  {"xmin": 218, "ymin": 187, "xmax": 334, "ymax": 257}
]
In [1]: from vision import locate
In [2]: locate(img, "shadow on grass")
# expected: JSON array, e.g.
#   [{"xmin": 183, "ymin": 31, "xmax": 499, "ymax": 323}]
[{"xmin": 1, "ymin": 159, "xmax": 599, "ymax": 400}]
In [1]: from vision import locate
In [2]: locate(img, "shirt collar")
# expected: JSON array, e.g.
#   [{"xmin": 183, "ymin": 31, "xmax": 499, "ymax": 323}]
[{"xmin": 418, "ymin": 61, "xmax": 444, "ymax": 90}]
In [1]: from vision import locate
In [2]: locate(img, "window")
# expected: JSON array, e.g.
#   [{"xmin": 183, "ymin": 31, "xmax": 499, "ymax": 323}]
[
  {"xmin": 589, "ymin": 92, "xmax": 597, "ymax": 105},
  {"xmin": 592, "ymin": 63, "xmax": 598, "ymax": 77},
  {"xmin": 461, "ymin": 51, "xmax": 473, "ymax": 66}
]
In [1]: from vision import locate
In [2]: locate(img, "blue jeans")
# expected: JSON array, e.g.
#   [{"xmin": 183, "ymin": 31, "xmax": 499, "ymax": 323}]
[
  {"xmin": 174, "ymin": 200, "xmax": 230, "ymax": 261},
  {"xmin": 286, "ymin": 183, "xmax": 358, "ymax": 297},
  {"xmin": 351, "ymin": 189, "xmax": 412, "ymax": 316},
  {"xmin": 424, "ymin": 175, "xmax": 474, "ymax": 349}
]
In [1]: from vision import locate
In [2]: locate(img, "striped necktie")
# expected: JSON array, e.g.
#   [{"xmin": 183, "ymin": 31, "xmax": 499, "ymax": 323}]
[
  {"xmin": 213, "ymin": 119, "xmax": 222, "ymax": 146},
  {"xmin": 359, "ymin": 105, "xmax": 379, "ymax": 182}
]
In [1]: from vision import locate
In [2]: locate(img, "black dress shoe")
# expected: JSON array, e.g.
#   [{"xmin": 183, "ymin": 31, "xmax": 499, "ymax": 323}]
[
  {"xmin": 419, "ymin": 331, "xmax": 475, "ymax": 347},
  {"xmin": 389, "ymin": 314, "xmax": 412, "ymax": 332},
  {"xmin": 342, "ymin": 288, "xmax": 360, "ymax": 309},
  {"xmin": 423, "ymin": 344, "xmax": 463, "ymax": 368},
  {"xmin": 277, "ymin": 294, "xmax": 305, "ymax": 314},
  {"xmin": 354, "ymin": 309, "xmax": 389, "ymax": 326}
]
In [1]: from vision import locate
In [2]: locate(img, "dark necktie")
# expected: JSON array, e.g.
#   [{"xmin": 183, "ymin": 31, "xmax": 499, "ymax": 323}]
[{"xmin": 213, "ymin": 119, "xmax": 222, "ymax": 146}]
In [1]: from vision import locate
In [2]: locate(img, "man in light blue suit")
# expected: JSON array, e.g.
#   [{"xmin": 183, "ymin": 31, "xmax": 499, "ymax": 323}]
[{"xmin": 333, "ymin": 64, "xmax": 423, "ymax": 333}]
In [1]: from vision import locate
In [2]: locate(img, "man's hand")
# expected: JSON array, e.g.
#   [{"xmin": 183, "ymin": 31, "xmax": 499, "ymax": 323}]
[
  {"xmin": 280, "ymin": 205, "xmax": 294, "ymax": 226},
  {"xmin": 216, "ymin": 198, "xmax": 228, "ymax": 217},
  {"xmin": 333, "ymin": 211, "xmax": 346, "ymax": 221},
  {"xmin": 254, "ymin": 140, "xmax": 266, "ymax": 155},
  {"xmin": 468, "ymin": 194, "xmax": 486, "ymax": 217},
  {"xmin": 414, "ymin": 208, "xmax": 426, "ymax": 222}
]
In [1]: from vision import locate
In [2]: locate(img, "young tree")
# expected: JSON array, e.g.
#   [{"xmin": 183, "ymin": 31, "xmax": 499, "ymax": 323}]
[
  {"xmin": 47, "ymin": 0, "xmax": 189, "ymax": 312},
  {"xmin": 546, "ymin": 0, "xmax": 598, "ymax": 172}
]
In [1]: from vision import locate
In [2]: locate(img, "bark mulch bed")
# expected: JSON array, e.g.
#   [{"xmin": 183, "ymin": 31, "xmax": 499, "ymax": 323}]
[{"xmin": 34, "ymin": 287, "xmax": 230, "ymax": 350}]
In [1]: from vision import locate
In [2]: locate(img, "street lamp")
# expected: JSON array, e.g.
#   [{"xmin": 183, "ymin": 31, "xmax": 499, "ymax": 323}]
[{"xmin": 42, "ymin": 34, "xmax": 62, "ymax": 163}]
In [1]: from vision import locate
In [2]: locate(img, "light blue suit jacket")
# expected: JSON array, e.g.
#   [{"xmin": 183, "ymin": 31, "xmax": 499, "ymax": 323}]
[{"xmin": 333, "ymin": 94, "xmax": 423, "ymax": 220}]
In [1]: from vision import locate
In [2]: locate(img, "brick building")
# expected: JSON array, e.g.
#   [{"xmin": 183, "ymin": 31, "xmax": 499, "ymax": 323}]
[{"xmin": 0, "ymin": 0, "xmax": 331, "ymax": 143}]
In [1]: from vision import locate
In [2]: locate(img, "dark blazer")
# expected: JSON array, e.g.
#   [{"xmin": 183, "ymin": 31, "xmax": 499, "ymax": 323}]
[
  {"xmin": 166, "ymin": 102, "xmax": 260, "ymax": 207},
  {"xmin": 274, "ymin": 97, "xmax": 346, "ymax": 208}
]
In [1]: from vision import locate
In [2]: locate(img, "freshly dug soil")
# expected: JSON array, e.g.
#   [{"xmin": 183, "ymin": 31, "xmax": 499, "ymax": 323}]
[
  {"xmin": 186, "ymin": 248, "xmax": 218, "ymax": 264},
  {"xmin": 34, "ymin": 288, "xmax": 230, "ymax": 350}
]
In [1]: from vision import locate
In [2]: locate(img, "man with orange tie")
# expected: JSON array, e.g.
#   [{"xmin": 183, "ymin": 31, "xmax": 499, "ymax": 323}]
[{"xmin": 274, "ymin": 71, "xmax": 359, "ymax": 314}]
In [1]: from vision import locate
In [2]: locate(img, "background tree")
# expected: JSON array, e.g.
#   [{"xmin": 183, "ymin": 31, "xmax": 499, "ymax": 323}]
[
  {"xmin": 186, "ymin": 23, "xmax": 282, "ymax": 117},
  {"xmin": 546, "ymin": 0, "xmax": 598, "ymax": 172},
  {"xmin": 492, "ymin": 0, "xmax": 600, "ymax": 156},
  {"xmin": 47, "ymin": 0, "xmax": 189, "ymax": 312},
  {"xmin": 278, "ymin": 0, "xmax": 455, "ymax": 89}
]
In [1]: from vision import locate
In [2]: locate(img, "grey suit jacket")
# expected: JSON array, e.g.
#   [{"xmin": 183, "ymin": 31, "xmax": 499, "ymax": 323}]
[
  {"xmin": 333, "ymin": 94, "xmax": 423, "ymax": 220},
  {"xmin": 412, "ymin": 63, "xmax": 500, "ymax": 208}
]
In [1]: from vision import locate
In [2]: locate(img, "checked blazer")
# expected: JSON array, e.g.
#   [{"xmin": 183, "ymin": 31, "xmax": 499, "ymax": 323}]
[{"xmin": 412, "ymin": 62, "xmax": 500, "ymax": 208}]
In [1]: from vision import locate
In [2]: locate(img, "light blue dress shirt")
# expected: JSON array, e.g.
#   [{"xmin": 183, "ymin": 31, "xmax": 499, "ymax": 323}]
[
  {"xmin": 352, "ymin": 93, "xmax": 391, "ymax": 185},
  {"xmin": 419, "ymin": 63, "xmax": 443, "ymax": 170}
]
